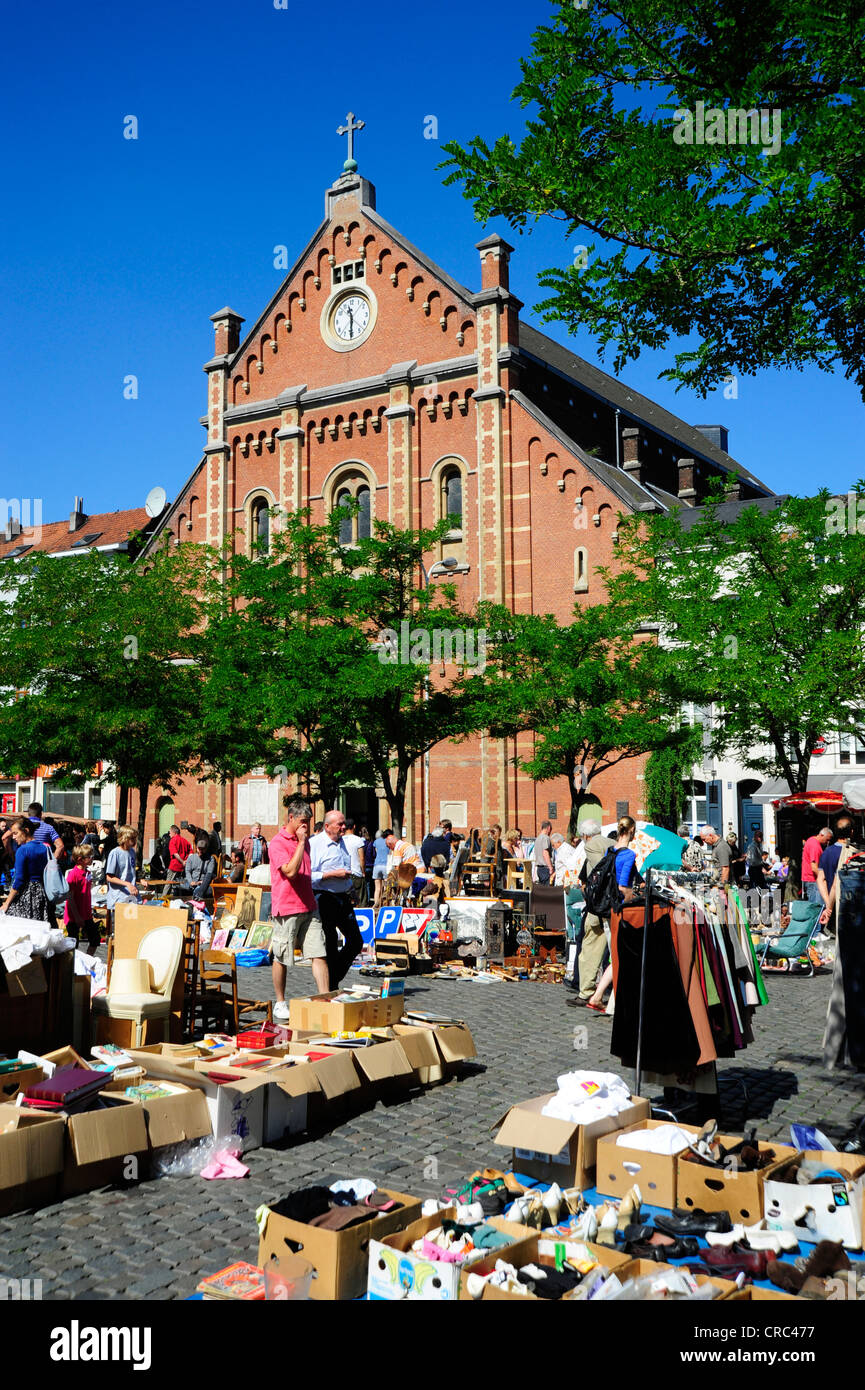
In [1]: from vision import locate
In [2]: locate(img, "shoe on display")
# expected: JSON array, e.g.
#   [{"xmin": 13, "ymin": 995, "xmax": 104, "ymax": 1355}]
[{"xmin": 655, "ymin": 1208, "xmax": 733, "ymax": 1237}]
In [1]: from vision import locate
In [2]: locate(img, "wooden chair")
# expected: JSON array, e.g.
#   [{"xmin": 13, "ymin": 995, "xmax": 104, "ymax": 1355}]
[
  {"xmin": 506, "ymin": 858, "xmax": 532, "ymax": 891},
  {"xmin": 198, "ymin": 949, "xmax": 273, "ymax": 1035},
  {"xmin": 180, "ymin": 916, "xmax": 200, "ymax": 1041}
]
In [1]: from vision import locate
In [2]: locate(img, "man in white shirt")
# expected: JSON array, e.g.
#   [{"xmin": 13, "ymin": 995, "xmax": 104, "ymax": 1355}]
[
  {"xmin": 309, "ymin": 810, "xmax": 364, "ymax": 988},
  {"xmin": 342, "ymin": 817, "xmax": 367, "ymax": 906}
]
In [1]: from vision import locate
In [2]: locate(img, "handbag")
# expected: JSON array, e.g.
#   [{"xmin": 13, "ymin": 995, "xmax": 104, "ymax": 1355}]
[{"xmin": 43, "ymin": 855, "xmax": 71, "ymax": 905}]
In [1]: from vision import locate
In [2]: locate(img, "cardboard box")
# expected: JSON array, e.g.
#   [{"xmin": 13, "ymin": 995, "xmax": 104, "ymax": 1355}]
[
  {"xmin": 463, "ymin": 1235, "xmax": 629, "ymax": 1302},
  {"xmin": 62, "ymin": 1099, "xmax": 149, "ymax": 1195},
  {"xmin": 392, "ymin": 1025, "xmax": 443, "ymax": 1084},
  {"xmin": 494, "ymin": 1095, "xmax": 651, "ymax": 1190},
  {"xmin": 259, "ymin": 1064, "xmax": 320, "ymax": 1144},
  {"xmin": 431, "ymin": 1024, "xmax": 477, "ymax": 1070},
  {"xmin": 595, "ymin": 1119, "xmax": 698, "ymax": 1209},
  {"xmin": 368, "ymin": 1211, "xmax": 534, "ymax": 1301},
  {"xmin": 726, "ymin": 1286, "xmax": 800, "ymax": 1301},
  {"xmin": 259, "ymin": 1187, "xmax": 421, "ymax": 1301},
  {"xmin": 139, "ymin": 1088, "xmax": 213, "ymax": 1150},
  {"xmin": 613, "ymin": 1258, "xmax": 734, "ymax": 1300},
  {"xmin": 0, "ymin": 1104, "xmax": 65, "ymax": 1214},
  {"xmin": 186, "ymin": 1065, "xmax": 266, "ymax": 1152},
  {"xmin": 351, "ymin": 1039, "xmax": 414, "ymax": 1089},
  {"xmin": 42, "ymin": 1046, "xmax": 93, "ymax": 1071},
  {"xmin": 677, "ymin": 1137, "xmax": 798, "ymax": 1225},
  {"xmin": 5, "ymin": 956, "xmax": 47, "ymax": 997},
  {"xmin": 288, "ymin": 991, "xmax": 405, "ymax": 1033},
  {"xmin": 0, "ymin": 1065, "xmax": 44, "ymax": 1105},
  {"xmin": 764, "ymin": 1152, "xmax": 865, "ymax": 1250}
]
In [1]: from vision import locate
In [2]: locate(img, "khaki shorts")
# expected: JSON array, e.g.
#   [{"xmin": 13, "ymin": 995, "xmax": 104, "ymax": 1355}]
[{"xmin": 271, "ymin": 911, "xmax": 327, "ymax": 965}]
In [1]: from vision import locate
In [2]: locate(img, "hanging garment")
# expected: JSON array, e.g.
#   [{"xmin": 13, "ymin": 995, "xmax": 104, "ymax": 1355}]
[{"xmin": 610, "ymin": 905, "xmax": 701, "ymax": 1075}]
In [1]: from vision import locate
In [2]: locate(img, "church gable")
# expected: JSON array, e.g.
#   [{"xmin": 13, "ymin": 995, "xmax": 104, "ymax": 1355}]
[{"xmin": 225, "ymin": 176, "xmax": 477, "ymax": 407}]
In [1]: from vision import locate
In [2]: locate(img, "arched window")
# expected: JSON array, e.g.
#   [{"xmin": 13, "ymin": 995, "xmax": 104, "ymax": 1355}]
[
  {"xmin": 330, "ymin": 471, "xmax": 374, "ymax": 544},
  {"xmin": 336, "ymin": 488, "xmax": 353, "ymax": 545},
  {"xmin": 574, "ymin": 546, "xmax": 589, "ymax": 593},
  {"xmin": 357, "ymin": 486, "xmax": 371, "ymax": 540},
  {"xmin": 249, "ymin": 496, "xmax": 271, "ymax": 556},
  {"xmin": 443, "ymin": 469, "xmax": 462, "ymax": 524}
]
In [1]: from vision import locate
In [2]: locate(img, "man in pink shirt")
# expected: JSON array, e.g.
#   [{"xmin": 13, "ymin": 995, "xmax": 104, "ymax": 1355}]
[
  {"xmin": 269, "ymin": 798, "xmax": 329, "ymax": 1019},
  {"xmin": 801, "ymin": 826, "xmax": 833, "ymax": 904}
]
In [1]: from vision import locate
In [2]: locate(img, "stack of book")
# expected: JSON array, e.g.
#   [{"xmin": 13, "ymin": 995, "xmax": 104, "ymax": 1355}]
[{"xmin": 22, "ymin": 1067, "xmax": 109, "ymax": 1113}]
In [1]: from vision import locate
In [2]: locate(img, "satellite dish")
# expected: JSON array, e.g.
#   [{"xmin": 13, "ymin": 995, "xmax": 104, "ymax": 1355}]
[{"xmin": 145, "ymin": 485, "xmax": 167, "ymax": 518}]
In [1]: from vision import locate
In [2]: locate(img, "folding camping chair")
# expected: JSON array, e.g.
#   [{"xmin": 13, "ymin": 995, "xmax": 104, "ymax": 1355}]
[{"xmin": 756, "ymin": 898, "xmax": 824, "ymax": 976}]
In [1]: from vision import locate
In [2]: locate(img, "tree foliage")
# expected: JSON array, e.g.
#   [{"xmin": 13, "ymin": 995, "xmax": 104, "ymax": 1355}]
[
  {"xmin": 205, "ymin": 508, "xmax": 480, "ymax": 829},
  {"xmin": 606, "ymin": 492, "xmax": 865, "ymax": 795},
  {"xmin": 442, "ymin": 1, "xmax": 865, "ymax": 397},
  {"xmin": 0, "ymin": 543, "xmax": 221, "ymax": 848},
  {"xmin": 462, "ymin": 600, "xmax": 690, "ymax": 831}
]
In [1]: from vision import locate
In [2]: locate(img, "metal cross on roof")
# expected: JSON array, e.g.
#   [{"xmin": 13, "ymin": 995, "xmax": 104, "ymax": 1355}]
[{"xmin": 337, "ymin": 111, "xmax": 365, "ymax": 172}]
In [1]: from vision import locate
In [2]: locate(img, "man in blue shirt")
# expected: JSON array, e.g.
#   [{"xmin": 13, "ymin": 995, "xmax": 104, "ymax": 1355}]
[
  {"xmin": 310, "ymin": 810, "xmax": 364, "ymax": 989},
  {"xmin": 26, "ymin": 802, "xmax": 64, "ymax": 859}
]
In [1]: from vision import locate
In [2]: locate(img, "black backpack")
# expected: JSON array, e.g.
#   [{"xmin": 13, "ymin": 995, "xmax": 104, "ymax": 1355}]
[{"xmin": 583, "ymin": 847, "xmax": 623, "ymax": 916}]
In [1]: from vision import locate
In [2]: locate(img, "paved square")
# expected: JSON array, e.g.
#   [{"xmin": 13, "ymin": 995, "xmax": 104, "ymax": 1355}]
[{"xmin": 2, "ymin": 964, "xmax": 862, "ymax": 1300}]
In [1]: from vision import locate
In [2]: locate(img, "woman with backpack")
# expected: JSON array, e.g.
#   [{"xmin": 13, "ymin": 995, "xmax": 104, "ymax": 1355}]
[{"xmin": 575, "ymin": 816, "xmax": 640, "ymax": 1016}]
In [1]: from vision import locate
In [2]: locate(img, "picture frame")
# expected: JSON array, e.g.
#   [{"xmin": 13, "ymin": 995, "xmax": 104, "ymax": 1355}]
[{"xmin": 244, "ymin": 920, "xmax": 273, "ymax": 950}]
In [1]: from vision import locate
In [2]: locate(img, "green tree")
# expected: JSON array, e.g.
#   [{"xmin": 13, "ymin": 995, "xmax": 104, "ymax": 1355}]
[
  {"xmin": 205, "ymin": 508, "xmax": 480, "ymax": 830},
  {"xmin": 606, "ymin": 491, "xmax": 865, "ymax": 796},
  {"xmin": 0, "ymin": 542, "xmax": 221, "ymax": 852},
  {"xmin": 442, "ymin": 1, "xmax": 865, "ymax": 397},
  {"xmin": 463, "ymin": 601, "xmax": 690, "ymax": 833}
]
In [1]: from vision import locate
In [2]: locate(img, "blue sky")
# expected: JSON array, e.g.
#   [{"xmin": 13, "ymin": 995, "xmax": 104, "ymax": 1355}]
[{"xmin": 1, "ymin": 0, "xmax": 861, "ymax": 525}]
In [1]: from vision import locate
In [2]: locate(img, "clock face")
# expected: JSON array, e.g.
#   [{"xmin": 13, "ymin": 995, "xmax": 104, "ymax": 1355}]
[{"xmin": 332, "ymin": 293, "xmax": 371, "ymax": 343}]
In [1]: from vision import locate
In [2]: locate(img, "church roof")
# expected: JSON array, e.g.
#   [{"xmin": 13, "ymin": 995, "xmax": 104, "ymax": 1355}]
[
  {"xmin": 511, "ymin": 391, "xmax": 667, "ymax": 513},
  {"xmin": 517, "ymin": 322, "xmax": 770, "ymax": 494}
]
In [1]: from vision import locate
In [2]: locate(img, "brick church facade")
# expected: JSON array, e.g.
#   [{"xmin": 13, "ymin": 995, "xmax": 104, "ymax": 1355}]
[{"xmin": 137, "ymin": 154, "xmax": 772, "ymax": 851}]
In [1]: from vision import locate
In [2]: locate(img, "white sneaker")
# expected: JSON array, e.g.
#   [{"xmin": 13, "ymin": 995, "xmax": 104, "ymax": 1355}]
[{"xmin": 272, "ymin": 1002, "xmax": 291, "ymax": 1021}]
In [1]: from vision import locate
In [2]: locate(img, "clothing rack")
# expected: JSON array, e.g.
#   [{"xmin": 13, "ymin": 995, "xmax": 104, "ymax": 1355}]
[{"xmin": 629, "ymin": 866, "xmax": 726, "ymax": 1118}]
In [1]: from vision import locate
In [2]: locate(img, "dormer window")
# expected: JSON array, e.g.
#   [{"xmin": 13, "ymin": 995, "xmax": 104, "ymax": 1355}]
[{"xmin": 332, "ymin": 260, "xmax": 365, "ymax": 286}]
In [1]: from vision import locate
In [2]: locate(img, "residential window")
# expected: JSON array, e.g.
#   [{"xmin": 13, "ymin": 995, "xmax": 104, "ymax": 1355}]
[{"xmin": 839, "ymin": 728, "xmax": 865, "ymax": 765}]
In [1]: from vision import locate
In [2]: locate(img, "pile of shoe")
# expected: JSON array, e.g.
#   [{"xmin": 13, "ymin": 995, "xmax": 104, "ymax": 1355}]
[
  {"xmin": 410, "ymin": 1216, "xmax": 516, "ymax": 1266},
  {"xmin": 679, "ymin": 1120, "xmax": 776, "ymax": 1172},
  {"xmin": 767, "ymin": 1240, "xmax": 865, "ymax": 1299}
]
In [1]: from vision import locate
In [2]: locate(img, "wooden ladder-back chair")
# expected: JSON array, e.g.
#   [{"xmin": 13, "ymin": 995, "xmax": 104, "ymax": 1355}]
[{"xmin": 198, "ymin": 950, "xmax": 273, "ymax": 1036}]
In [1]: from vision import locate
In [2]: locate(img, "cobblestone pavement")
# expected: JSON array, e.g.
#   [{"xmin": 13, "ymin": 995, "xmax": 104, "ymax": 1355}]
[{"xmin": 2, "ymin": 962, "xmax": 863, "ymax": 1301}]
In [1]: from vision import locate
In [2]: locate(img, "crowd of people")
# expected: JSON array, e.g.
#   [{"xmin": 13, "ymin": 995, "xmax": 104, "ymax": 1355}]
[{"xmin": 1, "ymin": 795, "xmax": 857, "ymax": 1026}]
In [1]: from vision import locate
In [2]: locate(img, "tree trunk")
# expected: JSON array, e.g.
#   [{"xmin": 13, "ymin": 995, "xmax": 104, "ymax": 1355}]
[
  {"xmin": 136, "ymin": 781, "xmax": 150, "ymax": 868},
  {"xmin": 118, "ymin": 784, "xmax": 129, "ymax": 825},
  {"xmin": 567, "ymin": 783, "xmax": 604, "ymax": 837}
]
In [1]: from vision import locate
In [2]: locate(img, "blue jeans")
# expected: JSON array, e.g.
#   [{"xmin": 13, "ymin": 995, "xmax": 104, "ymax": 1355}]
[{"xmin": 804, "ymin": 881, "xmax": 823, "ymax": 904}]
